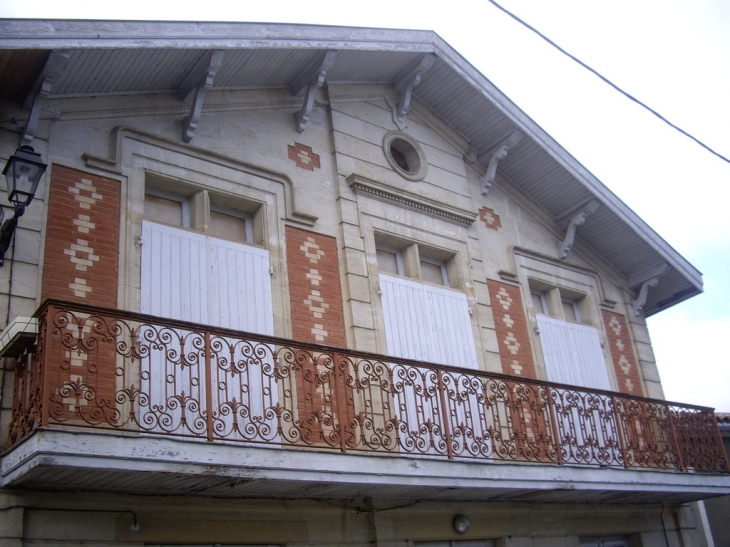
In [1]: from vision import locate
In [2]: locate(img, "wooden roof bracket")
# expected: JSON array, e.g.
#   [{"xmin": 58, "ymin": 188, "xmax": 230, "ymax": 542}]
[
  {"xmin": 393, "ymin": 54, "xmax": 436, "ymax": 124},
  {"xmin": 21, "ymin": 50, "xmax": 70, "ymax": 146},
  {"xmin": 180, "ymin": 50, "xmax": 225, "ymax": 143},
  {"xmin": 556, "ymin": 198, "xmax": 600, "ymax": 259},
  {"xmin": 292, "ymin": 50, "xmax": 338, "ymax": 134},
  {"xmin": 478, "ymin": 130, "xmax": 524, "ymax": 195},
  {"xmin": 629, "ymin": 262, "xmax": 669, "ymax": 316}
]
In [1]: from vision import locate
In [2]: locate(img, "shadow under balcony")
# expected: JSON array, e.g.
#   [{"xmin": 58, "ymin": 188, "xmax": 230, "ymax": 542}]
[{"xmin": 1, "ymin": 300, "xmax": 729, "ymax": 503}]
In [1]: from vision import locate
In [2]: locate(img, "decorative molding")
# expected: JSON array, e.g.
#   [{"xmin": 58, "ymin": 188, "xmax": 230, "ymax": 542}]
[
  {"xmin": 478, "ymin": 130, "xmax": 523, "ymax": 196},
  {"xmin": 180, "ymin": 50, "xmax": 225, "ymax": 143},
  {"xmin": 393, "ymin": 54, "xmax": 436, "ymax": 123},
  {"xmin": 633, "ymin": 277, "xmax": 660, "ymax": 317},
  {"xmin": 81, "ymin": 126, "xmax": 318, "ymax": 227},
  {"xmin": 21, "ymin": 50, "xmax": 70, "ymax": 146},
  {"xmin": 346, "ymin": 173, "xmax": 477, "ymax": 227},
  {"xmin": 601, "ymin": 298, "xmax": 618, "ymax": 309},
  {"xmin": 494, "ymin": 178, "xmax": 627, "ymax": 290},
  {"xmin": 292, "ymin": 50, "xmax": 338, "ymax": 133},
  {"xmin": 557, "ymin": 199, "xmax": 600, "ymax": 259},
  {"xmin": 497, "ymin": 269, "xmax": 520, "ymax": 284},
  {"xmin": 511, "ymin": 246, "xmax": 612, "ymax": 309}
]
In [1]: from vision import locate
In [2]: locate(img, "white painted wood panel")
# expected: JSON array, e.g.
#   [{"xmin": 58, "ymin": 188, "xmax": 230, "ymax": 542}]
[
  {"xmin": 536, "ymin": 314, "xmax": 613, "ymax": 463},
  {"xmin": 380, "ymin": 274, "xmax": 478, "ymax": 369},
  {"xmin": 140, "ymin": 221, "xmax": 276, "ymax": 441},
  {"xmin": 141, "ymin": 220, "xmax": 207, "ymax": 324},
  {"xmin": 208, "ymin": 237, "xmax": 274, "ymax": 335},
  {"xmin": 380, "ymin": 274, "xmax": 483, "ymax": 457},
  {"xmin": 536, "ymin": 314, "xmax": 611, "ymax": 391},
  {"xmin": 424, "ymin": 283, "xmax": 479, "ymax": 370}
]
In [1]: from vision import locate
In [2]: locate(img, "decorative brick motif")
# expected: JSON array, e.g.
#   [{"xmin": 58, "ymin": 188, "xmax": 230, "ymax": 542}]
[
  {"xmin": 42, "ymin": 165, "xmax": 120, "ymax": 307},
  {"xmin": 479, "ymin": 206, "xmax": 502, "ymax": 230},
  {"xmin": 286, "ymin": 227, "xmax": 350, "ymax": 442},
  {"xmin": 487, "ymin": 280, "xmax": 537, "ymax": 378},
  {"xmin": 286, "ymin": 227, "xmax": 346, "ymax": 345},
  {"xmin": 41, "ymin": 165, "xmax": 120, "ymax": 420},
  {"xmin": 287, "ymin": 142, "xmax": 320, "ymax": 171},
  {"xmin": 602, "ymin": 310, "xmax": 644, "ymax": 396}
]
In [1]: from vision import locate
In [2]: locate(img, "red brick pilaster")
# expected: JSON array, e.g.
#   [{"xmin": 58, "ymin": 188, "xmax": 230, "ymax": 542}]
[
  {"xmin": 602, "ymin": 310, "xmax": 644, "ymax": 396},
  {"xmin": 286, "ymin": 226, "xmax": 347, "ymax": 346},
  {"xmin": 40, "ymin": 165, "xmax": 121, "ymax": 424},
  {"xmin": 41, "ymin": 164, "xmax": 120, "ymax": 307},
  {"xmin": 285, "ymin": 226, "xmax": 350, "ymax": 443},
  {"xmin": 487, "ymin": 280, "xmax": 537, "ymax": 378}
]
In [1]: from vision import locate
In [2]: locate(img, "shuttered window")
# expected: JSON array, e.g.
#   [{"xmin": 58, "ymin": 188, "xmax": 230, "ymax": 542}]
[
  {"xmin": 380, "ymin": 274, "xmax": 478, "ymax": 369},
  {"xmin": 141, "ymin": 220, "xmax": 273, "ymax": 334},
  {"xmin": 536, "ymin": 314, "xmax": 610, "ymax": 391},
  {"xmin": 140, "ymin": 220, "xmax": 276, "ymax": 441}
]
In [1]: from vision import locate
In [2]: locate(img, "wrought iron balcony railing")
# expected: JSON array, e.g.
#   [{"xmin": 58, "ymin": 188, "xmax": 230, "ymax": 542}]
[{"xmin": 6, "ymin": 300, "xmax": 729, "ymax": 473}]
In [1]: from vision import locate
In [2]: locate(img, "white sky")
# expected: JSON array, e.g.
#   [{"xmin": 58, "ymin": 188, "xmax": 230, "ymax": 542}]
[{"xmin": 1, "ymin": 0, "xmax": 728, "ymax": 410}]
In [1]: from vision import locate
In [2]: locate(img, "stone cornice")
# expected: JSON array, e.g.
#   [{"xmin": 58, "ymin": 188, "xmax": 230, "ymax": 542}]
[{"xmin": 346, "ymin": 173, "xmax": 477, "ymax": 227}]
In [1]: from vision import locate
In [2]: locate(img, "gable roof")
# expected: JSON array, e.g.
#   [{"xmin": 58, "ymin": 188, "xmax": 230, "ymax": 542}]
[{"xmin": 0, "ymin": 20, "xmax": 702, "ymax": 315}]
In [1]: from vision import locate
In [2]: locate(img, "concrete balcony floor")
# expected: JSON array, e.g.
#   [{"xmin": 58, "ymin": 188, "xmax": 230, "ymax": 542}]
[{"xmin": 3, "ymin": 428, "xmax": 730, "ymax": 504}]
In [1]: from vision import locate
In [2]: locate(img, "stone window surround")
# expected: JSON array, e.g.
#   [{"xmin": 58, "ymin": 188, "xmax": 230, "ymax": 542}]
[
  {"xmin": 360, "ymin": 210, "xmax": 482, "ymax": 365},
  {"xmin": 513, "ymin": 249, "xmax": 618, "ymax": 388},
  {"xmin": 116, "ymin": 143, "xmax": 292, "ymax": 337}
]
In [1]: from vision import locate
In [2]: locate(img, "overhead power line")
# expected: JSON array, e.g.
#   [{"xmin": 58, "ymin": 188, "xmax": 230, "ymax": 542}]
[{"xmin": 486, "ymin": 0, "xmax": 730, "ymax": 166}]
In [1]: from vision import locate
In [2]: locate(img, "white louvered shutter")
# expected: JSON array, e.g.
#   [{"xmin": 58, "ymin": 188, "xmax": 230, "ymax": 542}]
[
  {"xmin": 424, "ymin": 283, "xmax": 479, "ymax": 370},
  {"xmin": 141, "ymin": 221, "xmax": 207, "ymax": 323},
  {"xmin": 536, "ymin": 314, "xmax": 611, "ymax": 390},
  {"xmin": 380, "ymin": 274, "xmax": 478, "ymax": 369},
  {"xmin": 140, "ymin": 221, "xmax": 276, "ymax": 441},
  {"xmin": 207, "ymin": 236, "xmax": 274, "ymax": 335},
  {"xmin": 380, "ymin": 274, "xmax": 485, "ymax": 457},
  {"xmin": 380, "ymin": 274, "xmax": 432, "ymax": 362}
]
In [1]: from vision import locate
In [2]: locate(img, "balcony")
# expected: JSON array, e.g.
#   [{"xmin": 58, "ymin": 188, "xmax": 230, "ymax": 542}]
[{"xmin": 2, "ymin": 300, "xmax": 728, "ymax": 503}]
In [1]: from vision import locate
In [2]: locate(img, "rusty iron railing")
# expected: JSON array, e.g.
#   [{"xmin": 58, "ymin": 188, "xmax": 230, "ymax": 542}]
[{"xmin": 7, "ymin": 300, "xmax": 729, "ymax": 473}]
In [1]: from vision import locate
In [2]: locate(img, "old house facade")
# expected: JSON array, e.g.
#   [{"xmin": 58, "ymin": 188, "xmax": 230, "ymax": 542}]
[{"xmin": 0, "ymin": 20, "xmax": 728, "ymax": 547}]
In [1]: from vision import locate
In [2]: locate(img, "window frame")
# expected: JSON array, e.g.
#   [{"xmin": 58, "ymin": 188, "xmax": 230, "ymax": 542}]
[
  {"xmin": 144, "ymin": 186, "xmax": 255, "ymax": 245},
  {"xmin": 375, "ymin": 238, "xmax": 454, "ymax": 289},
  {"xmin": 144, "ymin": 187, "xmax": 191, "ymax": 228}
]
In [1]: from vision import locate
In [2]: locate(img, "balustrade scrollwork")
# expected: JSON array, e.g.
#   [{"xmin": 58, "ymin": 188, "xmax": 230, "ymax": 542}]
[{"xmin": 6, "ymin": 300, "xmax": 729, "ymax": 474}]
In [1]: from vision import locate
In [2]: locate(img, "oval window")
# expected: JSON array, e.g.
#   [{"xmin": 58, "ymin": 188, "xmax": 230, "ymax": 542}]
[{"xmin": 383, "ymin": 131, "xmax": 428, "ymax": 181}]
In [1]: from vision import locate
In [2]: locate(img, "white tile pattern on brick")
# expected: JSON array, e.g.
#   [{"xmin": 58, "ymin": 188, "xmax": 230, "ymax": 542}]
[
  {"xmin": 609, "ymin": 315, "xmax": 634, "ymax": 393},
  {"xmin": 64, "ymin": 179, "xmax": 102, "ymax": 297},
  {"xmin": 496, "ymin": 287, "xmax": 523, "ymax": 375},
  {"xmin": 300, "ymin": 237, "xmax": 331, "ymax": 342}
]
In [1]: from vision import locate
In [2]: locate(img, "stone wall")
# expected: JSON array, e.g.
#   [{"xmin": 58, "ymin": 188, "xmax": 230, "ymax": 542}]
[{"xmin": 0, "ymin": 490, "xmax": 706, "ymax": 547}]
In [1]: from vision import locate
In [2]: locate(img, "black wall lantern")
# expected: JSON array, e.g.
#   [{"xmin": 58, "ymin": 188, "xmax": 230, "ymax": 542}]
[{"xmin": 0, "ymin": 146, "xmax": 47, "ymax": 266}]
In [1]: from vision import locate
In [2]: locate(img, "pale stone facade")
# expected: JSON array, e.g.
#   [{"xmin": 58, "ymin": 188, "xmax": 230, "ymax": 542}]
[{"xmin": 0, "ymin": 21, "xmax": 726, "ymax": 547}]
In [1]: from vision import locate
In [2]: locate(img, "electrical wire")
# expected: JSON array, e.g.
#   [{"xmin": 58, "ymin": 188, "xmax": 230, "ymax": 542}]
[{"xmin": 485, "ymin": 0, "xmax": 730, "ymax": 166}]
